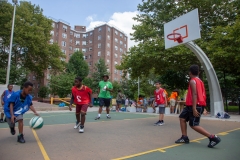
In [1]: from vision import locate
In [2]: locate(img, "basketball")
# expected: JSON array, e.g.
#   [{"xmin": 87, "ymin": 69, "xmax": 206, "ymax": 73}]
[{"xmin": 29, "ymin": 116, "xmax": 44, "ymax": 129}]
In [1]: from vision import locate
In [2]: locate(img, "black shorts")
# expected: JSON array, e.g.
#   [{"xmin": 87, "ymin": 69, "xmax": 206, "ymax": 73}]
[
  {"xmin": 116, "ymin": 100, "xmax": 122, "ymax": 105},
  {"xmin": 179, "ymin": 106, "xmax": 204, "ymax": 126},
  {"xmin": 99, "ymin": 98, "xmax": 111, "ymax": 107}
]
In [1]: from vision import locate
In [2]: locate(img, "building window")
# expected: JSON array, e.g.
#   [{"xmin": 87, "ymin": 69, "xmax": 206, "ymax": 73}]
[
  {"xmin": 85, "ymin": 56, "xmax": 88, "ymax": 59},
  {"xmin": 76, "ymin": 41, "xmax": 80, "ymax": 45},
  {"xmin": 82, "ymin": 34, "xmax": 87, "ymax": 38},
  {"xmin": 47, "ymin": 74, "xmax": 50, "ymax": 80},
  {"xmin": 124, "ymin": 44, "xmax": 126, "ymax": 48},
  {"xmin": 50, "ymin": 39, "xmax": 53, "ymax": 44},
  {"xmin": 63, "ymin": 25, "xmax": 67, "ymax": 31},
  {"xmin": 115, "ymin": 30, "xmax": 118, "ymax": 35},
  {"xmin": 70, "ymin": 31, "xmax": 73, "ymax": 35},
  {"xmin": 120, "ymin": 41, "xmax": 123, "ymax": 45},
  {"xmin": 98, "ymin": 51, "xmax": 101, "ymax": 56},
  {"xmin": 98, "ymin": 43, "xmax": 101, "ymax": 48},
  {"xmin": 50, "ymin": 30, "xmax": 54, "ymax": 36},
  {"xmin": 124, "ymin": 37, "xmax": 127, "ymax": 41},
  {"xmin": 75, "ymin": 33, "xmax": 80, "ymax": 38},
  {"xmin": 89, "ymin": 47, "xmax": 92, "ymax": 51},
  {"xmin": 115, "ymin": 38, "xmax": 118, "ymax": 43},
  {"xmin": 107, "ymin": 51, "xmax": 110, "ymax": 56},
  {"xmin": 120, "ymin": 56, "xmax": 122, "ymax": 60},
  {"xmin": 98, "ymin": 35, "xmax": 101, "ymax": 40},
  {"xmin": 33, "ymin": 76, "xmax": 36, "ymax": 80},
  {"xmin": 75, "ymin": 48, "xmax": 80, "ymax": 51},
  {"xmin": 120, "ymin": 33, "xmax": 123, "ymax": 37},
  {"xmin": 82, "ymin": 41, "xmax": 86, "ymax": 45},
  {"xmin": 120, "ymin": 48, "xmax": 123, "ymax": 53},
  {"xmin": 114, "ymin": 69, "xmax": 117, "ymax": 73},
  {"xmin": 69, "ymin": 54, "xmax": 72, "ymax": 57},
  {"xmin": 107, "ymin": 35, "xmax": 110, "ymax": 40},
  {"xmin": 89, "ymin": 55, "xmax": 92, "ymax": 58},
  {"xmin": 62, "ymin": 41, "xmax": 66, "ymax": 47},
  {"xmin": 86, "ymin": 33, "xmax": 88, "ymax": 37},
  {"xmin": 107, "ymin": 69, "xmax": 110, "ymax": 72},
  {"xmin": 61, "ymin": 49, "xmax": 66, "ymax": 54},
  {"xmin": 69, "ymin": 46, "xmax": 72, "ymax": 50},
  {"xmin": 52, "ymin": 23, "xmax": 55, "ymax": 28},
  {"xmin": 115, "ymin": 54, "xmax": 118, "ymax": 58},
  {"xmin": 70, "ymin": 39, "xmax": 72, "ymax": 43},
  {"xmin": 89, "ymin": 40, "xmax": 92, "ymax": 44},
  {"xmin": 115, "ymin": 46, "xmax": 118, "ymax": 50},
  {"xmin": 107, "ymin": 59, "xmax": 110, "ymax": 63},
  {"xmin": 82, "ymin": 48, "xmax": 86, "ymax": 53},
  {"xmin": 62, "ymin": 33, "xmax": 67, "ymax": 38},
  {"xmin": 89, "ymin": 62, "xmax": 92, "ymax": 66},
  {"xmin": 115, "ymin": 61, "xmax": 118, "ymax": 65},
  {"xmin": 98, "ymin": 27, "xmax": 102, "ymax": 32},
  {"xmin": 108, "ymin": 27, "xmax": 111, "ymax": 32},
  {"xmin": 90, "ymin": 32, "xmax": 93, "ymax": 36},
  {"xmin": 107, "ymin": 43, "xmax": 110, "ymax": 48}
]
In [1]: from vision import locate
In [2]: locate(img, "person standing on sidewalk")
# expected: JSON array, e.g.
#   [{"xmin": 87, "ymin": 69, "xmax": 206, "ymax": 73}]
[
  {"xmin": 1, "ymin": 84, "xmax": 14, "ymax": 123},
  {"xmin": 95, "ymin": 74, "xmax": 113, "ymax": 120},
  {"xmin": 175, "ymin": 65, "xmax": 221, "ymax": 148}
]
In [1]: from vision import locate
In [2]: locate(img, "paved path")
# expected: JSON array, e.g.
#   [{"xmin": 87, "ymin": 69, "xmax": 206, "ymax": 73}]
[{"xmin": 0, "ymin": 110, "xmax": 239, "ymax": 160}]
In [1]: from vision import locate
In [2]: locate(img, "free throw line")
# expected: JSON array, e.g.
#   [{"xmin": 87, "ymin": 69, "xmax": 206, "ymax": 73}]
[{"xmin": 32, "ymin": 129, "xmax": 50, "ymax": 160}]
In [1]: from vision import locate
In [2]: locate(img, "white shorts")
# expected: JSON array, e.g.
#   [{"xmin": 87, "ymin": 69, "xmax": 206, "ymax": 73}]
[{"xmin": 170, "ymin": 99, "xmax": 176, "ymax": 107}]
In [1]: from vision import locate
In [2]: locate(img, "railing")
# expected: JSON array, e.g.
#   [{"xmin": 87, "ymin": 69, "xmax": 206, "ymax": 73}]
[{"xmin": 50, "ymin": 97, "xmax": 75, "ymax": 107}]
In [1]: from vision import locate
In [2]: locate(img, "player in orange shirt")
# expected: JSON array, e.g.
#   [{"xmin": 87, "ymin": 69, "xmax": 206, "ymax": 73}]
[{"xmin": 169, "ymin": 89, "xmax": 179, "ymax": 114}]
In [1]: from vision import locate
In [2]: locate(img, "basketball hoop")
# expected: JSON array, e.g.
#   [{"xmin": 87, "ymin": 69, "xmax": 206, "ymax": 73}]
[{"xmin": 167, "ymin": 33, "xmax": 183, "ymax": 43}]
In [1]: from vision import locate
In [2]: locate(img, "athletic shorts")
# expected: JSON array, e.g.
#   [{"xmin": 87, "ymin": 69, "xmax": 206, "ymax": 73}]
[
  {"xmin": 170, "ymin": 99, "xmax": 176, "ymax": 107},
  {"xmin": 179, "ymin": 106, "xmax": 204, "ymax": 126},
  {"xmin": 99, "ymin": 98, "xmax": 111, "ymax": 107},
  {"xmin": 116, "ymin": 100, "xmax": 122, "ymax": 105},
  {"xmin": 6, "ymin": 114, "xmax": 23, "ymax": 128},
  {"xmin": 157, "ymin": 105, "xmax": 165, "ymax": 114},
  {"xmin": 76, "ymin": 104, "xmax": 88, "ymax": 114}
]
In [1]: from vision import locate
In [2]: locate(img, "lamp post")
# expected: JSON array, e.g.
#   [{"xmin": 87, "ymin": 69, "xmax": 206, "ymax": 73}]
[{"xmin": 6, "ymin": 0, "xmax": 18, "ymax": 85}]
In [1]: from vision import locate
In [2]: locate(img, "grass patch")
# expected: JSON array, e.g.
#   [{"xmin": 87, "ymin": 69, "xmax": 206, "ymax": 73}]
[{"xmin": 224, "ymin": 106, "xmax": 239, "ymax": 112}]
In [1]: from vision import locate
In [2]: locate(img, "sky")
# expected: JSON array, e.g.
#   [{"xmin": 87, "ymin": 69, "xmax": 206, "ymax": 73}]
[{"xmin": 25, "ymin": 0, "xmax": 143, "ymax": 48}]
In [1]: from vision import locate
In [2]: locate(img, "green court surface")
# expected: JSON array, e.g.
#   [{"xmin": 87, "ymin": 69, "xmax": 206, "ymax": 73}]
[
  {"xmin": 121, "ymin": 130, "xmax": 240, "ymax": 160},
  {"xmin": 0, "ymin": 112, "xmax": 157, "ymax": 128}
]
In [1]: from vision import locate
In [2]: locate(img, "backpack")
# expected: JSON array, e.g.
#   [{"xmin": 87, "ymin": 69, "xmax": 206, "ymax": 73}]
[{"xmin": 216, "ymin": 112, "xmax": 230, "ymax": 119}]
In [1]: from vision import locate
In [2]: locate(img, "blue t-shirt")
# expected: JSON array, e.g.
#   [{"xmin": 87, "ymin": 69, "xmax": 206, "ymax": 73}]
[
  {"xmin": 2, "ymin": 90, "xmax": 14, "ymax": 103},
  {"xmin": 4, "ymin": 90, "xmax": 32, "ymax": 118}
]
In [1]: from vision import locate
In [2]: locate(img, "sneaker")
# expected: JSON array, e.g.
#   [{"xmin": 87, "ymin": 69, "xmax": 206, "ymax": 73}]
[
  {"xmin": 208, "ymin": 135, "xmax": 221, "ymax": 148},
  {"xmin": 158, "ymin": 121, "xmax": 164, "ymax": 126},
  {"xmin": 10, "ymin": 127, "xmax": 15, "ymax": 135},
  {"xmin": 74, "ymin": 121, "xmax": 80, "ymax": 129},
  {"xmin": 79, "ymin": 126, "xmax": 84, "ymax": 133},
  {"xmin": 107, "ymin": 115, "xmax": 111, "ymax": 119},
  {"xmin": 4, "ymin": 118, "xmax": 7, "ymax": 122},
  {"xmin": 154, "ymin": 120, "xmax": 161, "ymax": 126},
  {"xmin": 175, "ymin": 136, "xmax": 190, "ymax": 144},
  {"xmin": 0, "ymin": 119, "xmax": 3, "ymax": 123},
  {"xmin": 17, "ymin": 134, "xmax": 25, "ymax": 143},
  {"xmin": 95, "ymin": 117, "xmax": 100, "ymax": 120}
]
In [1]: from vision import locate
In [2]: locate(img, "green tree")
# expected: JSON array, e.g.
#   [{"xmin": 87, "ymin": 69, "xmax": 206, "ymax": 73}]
[
  {"xmin": 49, "ymin": 73, "xmax": 75, "ymax": 98},
  {"xmin": 83, "ymin": 77, "xmax": 93, "ymax": 88},
  {"xmin": 112, "ymin": 81, "xmax": 121, "ymax": 98},
  {"xmin": 91, "ymin": 59, "xmax": 109, "ymax": 93},
  {"xmin": 38, "ymin": 86, "xmax": 49, "ymax": 99},
  {"xmin": 0, "ymin": 2, "xmax": 65, "ymax": 81},
  {"xmin": 66, "ymin": 51, "xmax": 89, "ymax": 79}
]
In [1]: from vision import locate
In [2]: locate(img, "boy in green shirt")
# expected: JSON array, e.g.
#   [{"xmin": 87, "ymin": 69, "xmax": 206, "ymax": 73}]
[{"xmin": 95, "ymin": 74, "xmax": 113, "ymax": 120}]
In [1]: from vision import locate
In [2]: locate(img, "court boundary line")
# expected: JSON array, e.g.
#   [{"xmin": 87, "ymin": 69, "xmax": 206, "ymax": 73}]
[
  {"xmin": 32, "ymin": 129, "xmax": 50, "ymax": 160},
  {"xmin": 112, "ymin": 128, "xmax": 240, "ymax": 160}
]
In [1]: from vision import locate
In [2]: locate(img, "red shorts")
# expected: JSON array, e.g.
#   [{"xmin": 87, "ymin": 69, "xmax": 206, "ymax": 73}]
[{"xmin": 76, "ymin": 104, "xmax": 88, "ymax": 114}]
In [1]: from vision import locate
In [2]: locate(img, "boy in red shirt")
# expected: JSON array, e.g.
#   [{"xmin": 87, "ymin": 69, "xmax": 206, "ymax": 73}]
[
  {"xmin": 175, "ymin": 65, "xmax": 221, "ymax": 148},
  {"xmin": 69, "ymin": 77, "xmax": 93, "ymax": 133},
  {"xmin": 153, "ymin": 82, "xmax": 168, "ymax": 126}
]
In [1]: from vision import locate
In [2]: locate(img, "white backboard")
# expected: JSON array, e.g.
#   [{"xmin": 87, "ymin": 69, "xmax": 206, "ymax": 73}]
[{"xmin": 164, "ymin": 8, "xmax": 201, "ymax": 49}]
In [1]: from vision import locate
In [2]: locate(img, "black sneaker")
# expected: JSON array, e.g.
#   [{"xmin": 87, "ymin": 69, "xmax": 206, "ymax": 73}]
[
  {"xmin": 154, "ymin": 120, "xmax": 161, "ymax": 126},
  {"xmin": 0, "ymin": 119, "xmax": 3, "ymax": 123},
  {"xmin": 175, "ymin": 136, "xmax": 190, "ymax": 144},
  {"xmin": 17, "ymin": 134, "xmax": 25, "ymax": 143},
  {"xmin": 208, "ymin": 135, "xmax": 221, "ymax": 148},
  {"xmin": 95, "ymin": 117, "xmax": 100, "ymax": 120},
  {"xmin": 4, "ymin": 118, "xmax": 7, "ymax": 122},
  {"xmin": 10, "ymin": 127, "xmax": 15, "ymax": 135},
  {"xmin": 107, "ymin": 115, "xmax": 111, "ymax": 119}
]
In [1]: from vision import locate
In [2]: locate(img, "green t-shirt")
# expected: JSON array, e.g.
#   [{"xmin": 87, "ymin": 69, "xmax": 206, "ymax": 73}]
[{"xmin": 98, "ymin": 81, "xmax": 113, "ymax": 98}]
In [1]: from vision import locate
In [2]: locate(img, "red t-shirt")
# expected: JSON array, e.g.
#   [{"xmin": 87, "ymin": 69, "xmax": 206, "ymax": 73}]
[
  {"xmin": 154, "ymin": 88, "xmax": 166, "ymax": 105},
  {"xmin": 185, "ymin": 77, "xmax": 206, "ymax": 106},
  {"xmin": 72, "ymin": 85, "xmax": 92, "ymax": 105}
]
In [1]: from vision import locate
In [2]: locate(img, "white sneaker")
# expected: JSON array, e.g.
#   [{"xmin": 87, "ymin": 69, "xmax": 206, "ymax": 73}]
[
  {"xmin": 74, "ymin": 122, "xmax": 80, "ymax": 129},
  {"xmin": 79, "ymin": 126, "xmax": 84, "ymax": 133}
]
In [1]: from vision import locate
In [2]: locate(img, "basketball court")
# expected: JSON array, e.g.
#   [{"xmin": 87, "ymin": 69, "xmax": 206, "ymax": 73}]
[{"xmin": 0, "ymin": 110, "xmax": 239, "ymax": 160}]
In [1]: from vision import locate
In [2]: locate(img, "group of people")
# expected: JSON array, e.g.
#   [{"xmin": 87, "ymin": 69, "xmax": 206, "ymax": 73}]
[{"xmin": 0, "ymin": 65, "xmax": 221, "ymax": 148}]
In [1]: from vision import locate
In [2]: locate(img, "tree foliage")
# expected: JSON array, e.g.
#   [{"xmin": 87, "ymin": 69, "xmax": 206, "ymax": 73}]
[
  {"xmin": 66, "ymin": 51, "xmax": 89, "ymax": 79},
  {"xmin": 38, "ymin": 86, "xmax": 49, "ymax": 99},
  {"xmin": 118, "ymin": 0, "xmax": 240, "ymax": 90},
  {"xmin": 0, "ymin": 2, "xmax": 65, "ymax": 81},
  {"xmin": 49, "ymin": 72, "xmax": 75, "ymax": 98}
]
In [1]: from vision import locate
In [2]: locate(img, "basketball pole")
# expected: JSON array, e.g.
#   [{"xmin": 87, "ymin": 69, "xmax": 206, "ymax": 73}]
[{"xmin": 184, "ymin": 41, "xmax": 224, "ymax": 116}]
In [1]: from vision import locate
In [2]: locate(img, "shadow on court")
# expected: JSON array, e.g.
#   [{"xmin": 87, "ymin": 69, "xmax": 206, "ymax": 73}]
[{"xmin": 0, "ymin": 112, "xmax": 239, "ymax": 160}]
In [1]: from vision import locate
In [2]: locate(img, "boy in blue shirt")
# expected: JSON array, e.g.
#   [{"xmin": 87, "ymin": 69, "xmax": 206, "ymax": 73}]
[
  {"xmin": 1, "ymin": 84, "xmax": 14, "ymax": 123},
  {"xmin": 4, "ymin": 81, "xmax": 39, "ymax": 143}
]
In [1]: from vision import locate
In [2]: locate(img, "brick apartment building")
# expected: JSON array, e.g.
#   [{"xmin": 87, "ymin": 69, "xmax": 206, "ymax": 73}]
[{"xmin": 28, "ymin": 18, "xmax": 128, "ymax": 99}]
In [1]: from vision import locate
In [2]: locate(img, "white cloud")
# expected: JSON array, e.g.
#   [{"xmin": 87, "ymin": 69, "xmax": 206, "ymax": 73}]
[{"xmin": 86, "ymin": 11, "xmax": 140, "ymax": 49}]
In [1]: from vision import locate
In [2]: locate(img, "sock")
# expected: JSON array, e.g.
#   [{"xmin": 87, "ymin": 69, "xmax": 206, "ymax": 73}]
[
  {"xmin": 182, "ymin": 135, "xmax": 188, "ymax": 138},
  {"xmin": 98, "ymin": 114, "xmax": 101, "ymax": 117},
  {"xmin": 209, "ymin": 134, "xmax": 214, "ymax": 138},
  {"xmin": 107, "ymin": 114, "xmax": 109, "ymax": 117},
  {"xmin": 80, "ymin": 125, "xmax": 84, "ymax": 128},
  {"xmin": 18, "ymin": 133, "xmax": 22, "ymax": 136}
]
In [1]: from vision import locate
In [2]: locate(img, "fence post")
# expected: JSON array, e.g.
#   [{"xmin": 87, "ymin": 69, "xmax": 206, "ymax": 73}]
[{"xmin": 50, "ymin": 97, "xmax": 53, "ymax": 104}]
